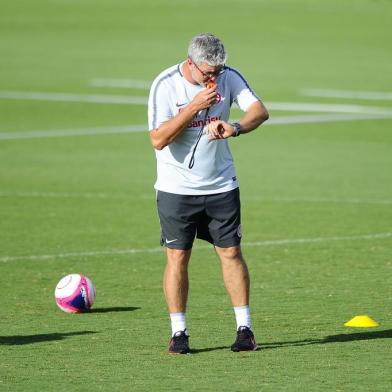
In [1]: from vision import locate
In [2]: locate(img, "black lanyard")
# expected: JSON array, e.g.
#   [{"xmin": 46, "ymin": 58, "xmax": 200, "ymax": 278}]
[{"xmin": 188, "ymin": 108, "xmax": 209, "ymax": 169}]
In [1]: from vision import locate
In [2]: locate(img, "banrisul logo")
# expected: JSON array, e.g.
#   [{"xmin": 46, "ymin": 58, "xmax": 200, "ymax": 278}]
[{"xmin": 188, "ymin": 115, "xmax": 222, "ymax": 129}]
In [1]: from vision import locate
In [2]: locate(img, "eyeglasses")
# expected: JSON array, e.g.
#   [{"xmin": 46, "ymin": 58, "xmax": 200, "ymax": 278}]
[{"xmin": 189, "ymin": 58, "xmax": 225, "ymax": 79}]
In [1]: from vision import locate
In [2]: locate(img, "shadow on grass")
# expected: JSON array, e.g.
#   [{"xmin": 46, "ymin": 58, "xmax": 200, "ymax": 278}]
[
  {"xmin": 0, "ymin": 331, "xmax": 98, "ymax": 346},
  {"xmin": 89, "ymin": 306, "xmax": 140, "ymax": 313},
  {"xmin": 190, "ymin": 346, "xmax": 229, "ymax": 354},
  {"xmin": 262, "ymin": 329, "xmax": 392, "ymax": 350},
  {"xmin": 190, "ymin": 346, "xmax": 262, "ymax": 354},
  {"xmin": 190, "ymin": 342, "xmax": 268, "ymax": 354},
  {"xmin": 189, "ymin": 330, "xmax": 392, "ymax": 354}
]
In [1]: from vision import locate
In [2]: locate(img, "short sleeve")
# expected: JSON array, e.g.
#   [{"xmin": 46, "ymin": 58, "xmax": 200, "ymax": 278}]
[
  {"xmin": 228, "ymin": 68, "xmax": 260, "ymax": 112},
  {"xmin": 148, "ymin": 77, "xmax": 173, "ymax": 131}
]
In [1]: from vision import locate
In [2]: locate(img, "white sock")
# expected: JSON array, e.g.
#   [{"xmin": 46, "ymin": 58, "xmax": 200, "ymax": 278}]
[
  {"xmin": 170, "ymin": 312, "xmax": 188, "ymax": 336},
  {"xmin": 234, "ymin": 305, "xmax": 252, "ymax": 331}
]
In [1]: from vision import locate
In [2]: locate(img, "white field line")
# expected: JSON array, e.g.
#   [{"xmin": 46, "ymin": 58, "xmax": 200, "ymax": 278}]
[
  {"xmin": 0, "ymin": 124, "xmax": 147, "ymax": 140},
  {"xmin": 1, "ymin": 90, "xmax": 392, "ymax": 115},
  {"xmin": 91, "ymin": 81, "xmax": 392, "ymax": 101},
  {"xmin": 0, "ymin": 191, "xmax": 135, "ymax": 200},
  {"xmin": 0, "ymin": 91, "xmax": 148, "ymax": 105},
  {"xmin": 90, "ymin": 79, "xmax": 151, "ymax": 89},
  {"xmin": 244, "ymin": 195, "xmax": 392, "ymax": 205},
  {"xmin": 1, "ymin": 191, "xmax": 392, "ymax": 206},
  {"xmin": 1, "ymin": 232, "xmax": 391, "ymax": 263},
  {"xmin": 265, "ymin": 113, "xmax": 392, "ymax": 125},
  {"xmin": 1, "ymin": 112, "xmax": 392, "ymax": 141},
  {"xmin": 301, "ymin": 88, "xmax": 392, "ymax": 101},
  {"xmin": 267, "ymin": 102, "xmax": 392, "ymax": 115}
]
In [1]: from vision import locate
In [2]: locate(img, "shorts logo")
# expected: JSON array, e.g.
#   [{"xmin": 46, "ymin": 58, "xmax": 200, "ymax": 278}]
[
  {"xmin": 165, "ymin": 238, "xmax": 178, "ymax": 244},
  {"xmin": 237, "ymin": 224, "xmax": 242, "ymax": 238}
]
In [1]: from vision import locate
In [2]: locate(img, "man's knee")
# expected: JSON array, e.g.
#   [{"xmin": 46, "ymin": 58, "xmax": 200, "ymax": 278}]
[
  {"xmin": 216, "ymin": 246, "xmax": 243, "ymax": 262},
  {"xmin": 166, "ymin": 248, "xmax": 191, "ymax": 265}
]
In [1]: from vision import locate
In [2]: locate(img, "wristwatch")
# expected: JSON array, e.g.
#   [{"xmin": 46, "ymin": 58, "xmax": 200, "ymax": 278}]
[{"xmin": 231, "ymin": 122, "xmax": 242, "ymax": 137}]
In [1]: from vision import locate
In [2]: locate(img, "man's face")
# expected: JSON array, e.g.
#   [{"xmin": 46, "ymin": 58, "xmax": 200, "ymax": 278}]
[{"xmin": 188, "ymin": 58, "xmax": 223, "ymax": 86}]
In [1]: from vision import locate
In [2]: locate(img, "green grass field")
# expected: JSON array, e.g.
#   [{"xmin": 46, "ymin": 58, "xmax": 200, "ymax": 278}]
[{"xmin": 1, "ymin": 0, "xmax": 391, "ymax": 390}]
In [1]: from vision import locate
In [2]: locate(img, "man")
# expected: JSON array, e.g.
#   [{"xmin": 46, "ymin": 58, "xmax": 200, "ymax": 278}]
[{"xmin": 148, "ymin": 33, "xmax": 269, "ymax": 354}]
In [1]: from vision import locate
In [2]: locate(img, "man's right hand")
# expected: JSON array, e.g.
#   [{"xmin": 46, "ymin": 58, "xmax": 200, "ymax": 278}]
[
  {"xmin": 150, "ymin": 86, "xmax": 218, "ymax": 151},
  {"xmin": 190, "ymin": 85, "xmax": 217, "ymax": 111}
]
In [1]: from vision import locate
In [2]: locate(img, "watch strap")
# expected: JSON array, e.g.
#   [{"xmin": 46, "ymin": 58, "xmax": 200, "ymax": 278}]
[{"xmin": 231, "ymin": 122, "xmax": 241, "ymax": 137}]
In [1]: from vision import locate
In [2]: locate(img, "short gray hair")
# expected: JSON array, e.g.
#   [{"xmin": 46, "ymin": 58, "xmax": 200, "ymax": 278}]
[{"xmin": 187, "ymin": 33, "xmax": 227, "ymax": 66}]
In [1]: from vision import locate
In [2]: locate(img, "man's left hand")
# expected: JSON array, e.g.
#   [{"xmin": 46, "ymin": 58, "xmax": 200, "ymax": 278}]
[{"xmin": 207, "ymin": 120, "xmax": 236, "ymax": 140}]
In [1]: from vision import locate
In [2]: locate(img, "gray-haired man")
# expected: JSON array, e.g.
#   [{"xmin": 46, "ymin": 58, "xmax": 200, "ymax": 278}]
[{"xmin": 148, "ymin": 33, "xmax": 269, "ymax": 354}]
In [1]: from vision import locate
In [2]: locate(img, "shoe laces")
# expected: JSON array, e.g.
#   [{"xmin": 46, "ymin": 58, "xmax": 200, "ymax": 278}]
[{"xmin": 236, "ymin": 326, "xmax": 253, "ymax": 340}]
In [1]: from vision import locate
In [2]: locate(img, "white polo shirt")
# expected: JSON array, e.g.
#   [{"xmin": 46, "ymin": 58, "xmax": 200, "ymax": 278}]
[{"xmin": 148, "ymin": 62, "xmax": 260, "ymax": 195}]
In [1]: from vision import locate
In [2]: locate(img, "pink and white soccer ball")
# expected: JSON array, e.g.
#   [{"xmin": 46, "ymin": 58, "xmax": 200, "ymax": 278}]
[{"xmin": 55, "ymin": 274, "xmax": 96, "ymax": 313}]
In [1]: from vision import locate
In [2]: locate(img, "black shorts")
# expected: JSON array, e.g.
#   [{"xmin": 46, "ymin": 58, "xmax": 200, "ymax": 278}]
[{"xmin": 156, "ymin": 188, "xmax": 242, "ymax": 250}]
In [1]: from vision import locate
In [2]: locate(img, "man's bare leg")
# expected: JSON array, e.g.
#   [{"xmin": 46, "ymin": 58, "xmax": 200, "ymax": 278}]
[
  {"xmin": 164, "ymin": 248, "xmax": 192, "ymax": 354},
  {"xmin": 215, "ymin": 245, "xmax": 257, "ymax": 351},
  {"xmin": 163, "ymin": 248, "xmax": 192, "ymax": 313},
  {"xmin": 215, "ymin": 245, "xmax": 249, "ymax": 307}
]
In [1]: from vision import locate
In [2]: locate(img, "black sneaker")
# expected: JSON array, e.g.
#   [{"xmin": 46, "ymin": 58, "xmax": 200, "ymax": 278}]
[
  {"xmin": 231, "ymin": 326, "xmax": 258, "ymax": 352},
  {"xmin": 168, "ymin": 330, "xmax": 190, "ymax": 354}
]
